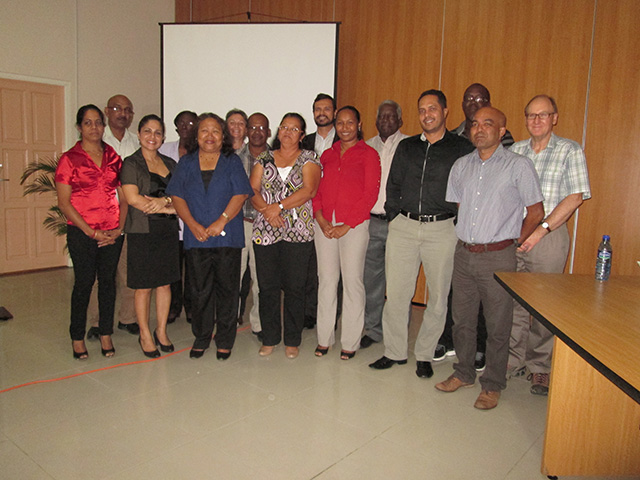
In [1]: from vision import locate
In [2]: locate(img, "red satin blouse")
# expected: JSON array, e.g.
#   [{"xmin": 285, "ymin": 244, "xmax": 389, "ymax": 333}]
[{"xmin": 55, "ymin": 141, "xmax": 122, "ymax": 230}]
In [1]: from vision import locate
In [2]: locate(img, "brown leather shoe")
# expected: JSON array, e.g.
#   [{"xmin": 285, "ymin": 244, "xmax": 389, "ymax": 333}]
[
  {"xmin": 285, "ymin": 346, "xmax": 299, "ymax": 359},
  {"xmin": 435, "ymin": 374, "xmax": 474, "ymax": 392},
  {"xmin": 259, "ymin": 345, "xmax": 275, "ymax": 356},
  {"xmin": 474, "ymin": 390, "xmax": 500, "ymax": 410}
]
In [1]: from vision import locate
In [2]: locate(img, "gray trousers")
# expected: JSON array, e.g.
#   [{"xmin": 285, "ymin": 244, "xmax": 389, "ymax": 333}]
[
  {"xmin": 315, "ymin": 220, "xmax": 369, "ymax": 352},
  {"xmin": 381, "ymin": 215, "xmax": 456, "ymax": 362},
  {"xmin": 509, "ymin": 225, "xmax": 569, "ymax": 374},
  {"xmin": 241, "ymin": 220, "xmax": 261, "ymax": 333},
  {"xmin": 363, "ymin": 216, "xmax": 389, "ymax": 342},
  {"xmin": 452, "ymin": 242, "xmax": 516, "ymax": 392}
]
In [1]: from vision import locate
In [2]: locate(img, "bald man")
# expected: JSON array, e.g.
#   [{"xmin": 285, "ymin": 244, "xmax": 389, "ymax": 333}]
[{"xmin": 436, "ymin": 106, "xmax": 544, "ymax": 410}]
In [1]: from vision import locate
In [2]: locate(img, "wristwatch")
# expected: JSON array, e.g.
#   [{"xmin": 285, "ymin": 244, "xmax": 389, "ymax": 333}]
[
  {"xmin": 541, "ymin": 221, "xmax": 551, "ymax": 233},
  {"xmin": 278, "ymin": 202, "xmax": 284, "ymax": 210}
]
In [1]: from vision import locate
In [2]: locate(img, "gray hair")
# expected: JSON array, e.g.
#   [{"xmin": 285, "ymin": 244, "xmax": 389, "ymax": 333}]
[{"xmin": 377, "ymin": 100, "xmax": 402, "ymax": 121}]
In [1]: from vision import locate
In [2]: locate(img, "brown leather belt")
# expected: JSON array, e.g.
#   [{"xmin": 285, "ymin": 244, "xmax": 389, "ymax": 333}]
[{"xmin": 460, "ymin": 239, "xmax": 516, "ymax": 253}]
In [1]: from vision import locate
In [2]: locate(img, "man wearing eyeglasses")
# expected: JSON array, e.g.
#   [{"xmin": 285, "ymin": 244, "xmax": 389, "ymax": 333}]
[
  {"xmin": 86, "ymin": 95, "xmax": 139, "ymax": 340},
  {"xmin": 236, "ymin": 113, "xmax": 271, "ymax": 339},
  {"xmin": 508, "ymin": 94, "xmax": 591, "ymax": 396},
  {"xmin": 103, "ymin": 94, "xmax": 139, "ymax": 159}
]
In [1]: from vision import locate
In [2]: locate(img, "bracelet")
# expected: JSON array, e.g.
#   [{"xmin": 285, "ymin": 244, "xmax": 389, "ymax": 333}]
[
  {"xmin": 164, "ymin": 196, "xmax": 172, "ymax": 206},
  {"xmin": 92, "ymin": 230, "xmax": 98, "ymax": 239},
  {"xmin": 221, "ymin": 212, "xmax": 229, "ymax": 220},
  {"xmin": 278, "ymin": 202, "xmax": 284, "ymax": 211}
]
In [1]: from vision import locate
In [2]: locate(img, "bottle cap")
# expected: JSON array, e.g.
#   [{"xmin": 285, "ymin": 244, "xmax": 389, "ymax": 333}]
[{"xmin": 603, "ymin": 235, "xmax": 610, "ymax": 241}]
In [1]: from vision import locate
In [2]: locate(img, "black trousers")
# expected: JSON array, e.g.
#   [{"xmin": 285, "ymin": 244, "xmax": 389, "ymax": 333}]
[
  {"xmin": 169, "ymin": 240, "xmax": 192, "ymax": 319},
  {"xmin": 254, "ymin": 241, "xmax": 313, "ymax": 347},
  {"xmin": 186, "ymin": 247, "xmax": 240, "ymax": 350},
  {"xmin": 67, "ymin": 225, "xmax": 123, "ymax": 340}
]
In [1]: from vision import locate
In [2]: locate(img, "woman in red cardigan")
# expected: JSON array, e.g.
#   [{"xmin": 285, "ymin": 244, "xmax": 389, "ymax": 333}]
[{"xmin": 312, "ymin": 106, "xmax": 381, "ymax": 360}]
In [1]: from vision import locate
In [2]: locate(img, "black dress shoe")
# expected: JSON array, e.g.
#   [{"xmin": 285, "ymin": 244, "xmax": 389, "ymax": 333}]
[
  {"xmin": 416, "ymin": 361, "xmax": 434, "ymax": 378},
  {"xmin": 154, "ymin": 330, "xmax": 174, "ymax": 353},
  {"xmin": 216, "ymin": 350, "xmax": 231, "ymax": 361},
  {"xmin": 118, "ymin": 322, "xmax": 140, "ymax": 335},
  {"xmin": 86, "ymin": 326, "xmax": 100, "ymax": 340},
  {"xmin": 369, "ymin": 356, "xmax": 408, "ymax": 369},
  {"xmin": 190, "ymin": 348, "xmax": 205, "ymax": 359},
  {"xmin": 138, "ymin": 337, "xmax": 160, "ymax": 358},
  {"xmin": 360, "ymin": 335, "xmax": 377, "ymax": 349},
  {"xmin": 303, "ymin": 315, "xmax": 316, "ymax": 330}
]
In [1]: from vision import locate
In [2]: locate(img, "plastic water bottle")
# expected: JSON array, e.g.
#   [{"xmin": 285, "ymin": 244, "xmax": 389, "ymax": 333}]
[{"xmin": 595, "ymin": 235, "xmax": 613, "ymax": 281}]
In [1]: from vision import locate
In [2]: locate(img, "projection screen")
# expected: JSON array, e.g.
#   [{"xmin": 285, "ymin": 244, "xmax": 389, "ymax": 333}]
[{"xmin": 161, "ymin": 23, "xmax": 339, "ymax": 143}]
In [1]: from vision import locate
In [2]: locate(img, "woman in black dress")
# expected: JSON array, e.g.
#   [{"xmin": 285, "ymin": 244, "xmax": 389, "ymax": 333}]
[{"xmin": 121, "ymin": 114, "xmax": 180, "ymax": 357}]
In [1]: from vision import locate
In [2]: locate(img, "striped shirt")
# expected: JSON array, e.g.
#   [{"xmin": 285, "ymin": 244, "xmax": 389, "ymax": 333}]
[
  {"xmin": 510, "ymin": 133, "xmax": 590, "ymax": 216},
  {"xmin": 446, "ymin": 145, "xmax": 543, "ymax": 244}
]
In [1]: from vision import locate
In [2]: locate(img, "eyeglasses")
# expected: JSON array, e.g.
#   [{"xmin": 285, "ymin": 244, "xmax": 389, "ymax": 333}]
[
  {"xmin": 107, "ymin": 106, "xmax": 134, "ymax": 115},
  {"xmin": 525, "ymin": 112, "xmax": 554, "ymax": 121},
  {"xmin": 249, "ymin": 125, "xmax": 267, "ymax": 132},
  {"xmin": 177, "ymin": 121, "xmax": 194, "ymax": 128},
  {"xmin": 278, "ymin": 125, "xmax": 300, "ymax": 133},
  {"xmin": 464, "ymin": 95, "xmax": 489, "ymax": 104}
]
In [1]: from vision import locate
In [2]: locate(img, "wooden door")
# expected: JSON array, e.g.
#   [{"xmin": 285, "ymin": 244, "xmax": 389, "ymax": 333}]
[{"xmin": 0, "ymin": 78, "xmax": 67, "ymax": 274}]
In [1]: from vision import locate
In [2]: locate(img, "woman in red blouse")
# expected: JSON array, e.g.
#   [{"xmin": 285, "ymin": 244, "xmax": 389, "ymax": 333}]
[
  {"xmin": 312, "ymin": 106, "xmax": 381, "ymax": 360},
  {"xmin": 55, "ymin": 105, "xmax": 127, "ymax": 360}
]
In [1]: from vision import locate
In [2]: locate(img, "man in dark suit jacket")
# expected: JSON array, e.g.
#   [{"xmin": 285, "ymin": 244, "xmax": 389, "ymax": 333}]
[{"xmin": 302, "ymin": 93, "xmax": 338, "ymax": 155}]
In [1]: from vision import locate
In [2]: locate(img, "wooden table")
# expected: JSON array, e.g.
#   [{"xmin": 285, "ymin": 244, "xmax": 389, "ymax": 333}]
[{"xmin": 495, "ymin": 272, "xmax": 640, "ymax": 478}]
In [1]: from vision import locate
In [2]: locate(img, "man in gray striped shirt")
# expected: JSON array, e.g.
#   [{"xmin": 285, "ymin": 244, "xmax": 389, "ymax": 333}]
[
  {"xmin": 508, "ymin": 95, "xmax": 591, "ymax": 396},
  {"xmin": 436, "ymin": 107, "xmax": 544, "ymax": 410}
]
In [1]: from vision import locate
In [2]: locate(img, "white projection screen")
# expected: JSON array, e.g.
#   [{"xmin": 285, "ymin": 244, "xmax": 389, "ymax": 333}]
[{"xmin": 161, "ymin": 23, "xmax": 339, "ymax": 143}]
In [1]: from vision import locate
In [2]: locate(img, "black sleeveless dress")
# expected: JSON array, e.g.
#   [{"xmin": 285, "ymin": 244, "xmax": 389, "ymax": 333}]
[{"xmin": 127, "ymin": 172, "xmax": 180, "ymax": 289}]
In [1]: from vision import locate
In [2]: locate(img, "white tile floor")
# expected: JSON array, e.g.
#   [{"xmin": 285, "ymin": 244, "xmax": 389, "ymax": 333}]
[{"xmin": 0, "ymin": 268, "xmax": 619, "ymax": 479}]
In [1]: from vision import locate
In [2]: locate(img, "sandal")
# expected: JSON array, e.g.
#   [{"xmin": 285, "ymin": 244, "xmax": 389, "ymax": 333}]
[
  {"xmin": 340, "ymin": 350, "xmax": 356, "ymax": 360},
  {"xmin": 315, "ymin": 345, "xmax": 329, "ymax": 357}
]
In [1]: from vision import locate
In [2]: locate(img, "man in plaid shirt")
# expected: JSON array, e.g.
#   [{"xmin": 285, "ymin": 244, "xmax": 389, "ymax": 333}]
[{"xmin": 508, "ymin": 94, "xmax": 591, "ymax": 395}]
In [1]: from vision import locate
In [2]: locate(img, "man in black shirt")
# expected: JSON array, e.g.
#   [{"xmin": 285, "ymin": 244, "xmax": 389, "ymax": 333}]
[{"xmin": 369, "ymin": 90, "xmax": 473, "ymax": 379}]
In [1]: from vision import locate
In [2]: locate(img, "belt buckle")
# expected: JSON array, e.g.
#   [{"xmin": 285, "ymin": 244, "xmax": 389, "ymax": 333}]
[{"xmin": 419, "ymin": 213, "xmax": 434, "ymax": 223}]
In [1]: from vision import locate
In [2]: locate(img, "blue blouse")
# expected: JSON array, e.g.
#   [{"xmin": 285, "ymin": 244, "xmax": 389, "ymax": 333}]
[{"xmin": 166, "ymin": 150, "xmax": 253, "ymax": 249}]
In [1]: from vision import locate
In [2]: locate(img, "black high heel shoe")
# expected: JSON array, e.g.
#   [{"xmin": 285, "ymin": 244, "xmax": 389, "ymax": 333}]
[
  {"xmin": 99, "ymin": 335, "xmax": 115, "ymax": 357},
  {"xmin": 153, "ymin": 330, "xmax": 174, "ymax": 353},
  {"xmin": 190, "ymin": 348, "xmax": 205, "ymax": 359},
  {"xmin": 72, "ymin": 341, "xmax": 89, "ymax": 360},
  {"xmin": 138, "ymin": 337, "xmax": 160, "ymax": 358}
]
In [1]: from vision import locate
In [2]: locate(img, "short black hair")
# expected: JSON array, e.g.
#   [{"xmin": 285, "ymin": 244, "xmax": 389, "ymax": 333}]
[
  {"xmin": 313, "ymin": 93, "xmax": 336, "ymax": 110},
  {"xmin": 173, "ymin": 110, "xmax": 197, "ymax": 127},
  {"xmin": 418, "ymin": 89, "xmax": 447, "ymax": 109}
]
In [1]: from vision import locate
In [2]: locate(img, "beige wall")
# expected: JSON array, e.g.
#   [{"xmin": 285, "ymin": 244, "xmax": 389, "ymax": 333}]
[{"xmin": 0, "ymin": 0, "xmax": 174, "ymax": 148}]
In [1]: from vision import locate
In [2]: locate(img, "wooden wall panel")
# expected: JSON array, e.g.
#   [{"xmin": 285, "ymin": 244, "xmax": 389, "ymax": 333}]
[
  {"xmin": 335, "ymin": 0, "xmax": 444, "ymax": 137},
  {"xmin": 440, "ymin": 0, "xmax": 594, "ymax": 144},
  {"xmin": 574, "ymin": 0, "xmax": 640, "ymax": 276}
]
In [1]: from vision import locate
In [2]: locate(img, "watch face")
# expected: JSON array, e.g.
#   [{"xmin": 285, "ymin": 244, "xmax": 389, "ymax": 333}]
[{"xmin": 542, "ymin": 222, "xmax": 549, "ymax": 228}]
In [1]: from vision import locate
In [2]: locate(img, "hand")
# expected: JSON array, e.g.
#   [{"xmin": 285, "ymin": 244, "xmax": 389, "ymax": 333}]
[
  {"xmin": 517, "ymin": 227, "xmax": 545, "ymax": 253},
  {"xmin": 331, "ymin": 224, "xmax": 351, "ymax": 239},
  {"xmin": 205, "ymin": 218, "xmax": 226, "ymax": 237},
  {"xmin": 92, "ymin": 229, "xmax": 116, "ymax": 247},
  {"xmin": 141, "ymin": 195, "xmax": 166, "ymax": 215},
  {"xmin": 190, "ymin": 223, "xmax": 209, "ymax": 243}
]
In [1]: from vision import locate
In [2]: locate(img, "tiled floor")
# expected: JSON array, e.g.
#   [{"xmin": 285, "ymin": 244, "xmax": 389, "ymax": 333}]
[{"xmin": 0, "ymin": 268, "xmax": 619, "ymax": 479}]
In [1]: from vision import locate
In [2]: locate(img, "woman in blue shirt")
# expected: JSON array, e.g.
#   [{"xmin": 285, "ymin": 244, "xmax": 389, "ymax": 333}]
[{"xmin": 166, "ymin": 113, "xmax": 252, "ymax": 360}]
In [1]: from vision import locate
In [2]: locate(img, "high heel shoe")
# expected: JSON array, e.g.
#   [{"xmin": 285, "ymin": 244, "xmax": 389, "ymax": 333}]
[
  {"xmin": 72, "ymin": 341, "xmax": 89, "ymax": 360},
  {"xmin": 99, "ymin": 335, "xmax": 115, "ymax": 358},
  {"xmin": 153, "ymin": 330, "xmax": 174, "ymax": 353},
  {"xmin": 340, "ymin": 350, "xmax": 356, "ymax": 360},
  {"xmin": 138, "ymin": 337, "xmax": 160, "ymax": 358},
  {"xmin": 315, "ymin": 345, "xmax": 329, "ymax": 357},
  {"xmin": 216, "ymin": 349, "xmax": 231, "ymax": 361}
]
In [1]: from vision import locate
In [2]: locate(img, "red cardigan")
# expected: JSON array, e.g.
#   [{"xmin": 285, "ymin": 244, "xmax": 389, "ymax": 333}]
[{"xmin": 313, "ymin": 140, "xmax": 381, "ymax": 228}]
